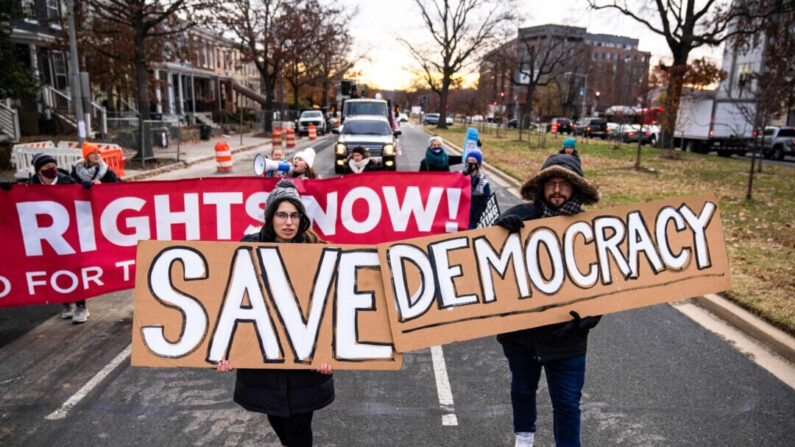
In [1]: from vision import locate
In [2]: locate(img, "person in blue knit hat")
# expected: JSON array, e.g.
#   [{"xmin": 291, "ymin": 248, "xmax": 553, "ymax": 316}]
[
  {"xmin": 463, "ymin": 149, "xmax": 491, "ymax": 229},
  {"xmin": 558, "ymin": 137, "xmax": 579, "ymax": 159}
]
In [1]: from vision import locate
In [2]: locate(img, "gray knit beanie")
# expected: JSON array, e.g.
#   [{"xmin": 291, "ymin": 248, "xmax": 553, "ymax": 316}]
[{"xmin": 263, "ymin": 179, "xmax": 310, "ymax": 236}]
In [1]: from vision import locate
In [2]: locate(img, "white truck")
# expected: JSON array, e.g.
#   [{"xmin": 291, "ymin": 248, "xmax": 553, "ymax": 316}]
[{"xmin": 673, "ymin": 89, "xmax": 752, "ymax": 157}]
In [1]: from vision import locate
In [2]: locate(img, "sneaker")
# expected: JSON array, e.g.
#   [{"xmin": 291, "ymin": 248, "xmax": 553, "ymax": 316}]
[
  {"xmin": 515, "ymin": 432, "xmax": 535, "ymax": 447},
  {"xmin": 61, "ymin": 303, "xmax": 74, "ymax": 319},
  {"xmin": 72, "ymin": 307, "xmax": 90, "ymax": 324}
]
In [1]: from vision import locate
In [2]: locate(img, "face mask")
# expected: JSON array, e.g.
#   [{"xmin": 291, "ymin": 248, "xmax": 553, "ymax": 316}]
[
  {"xmin": 430, "ymin": 147, "xmax": 443, "ymax": 154},
  {"xmin": 466, "ymin": 163, "xmax": 478, "ymax": 173},
  {"xmin": 40, "ymin": 167, "xmax": 58, "ymax": 180}
]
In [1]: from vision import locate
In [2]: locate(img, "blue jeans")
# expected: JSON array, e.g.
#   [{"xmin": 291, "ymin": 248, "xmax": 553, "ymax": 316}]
[{"xmin": 503, "ymin": 345, "xmax": 586, "ymax": 447}]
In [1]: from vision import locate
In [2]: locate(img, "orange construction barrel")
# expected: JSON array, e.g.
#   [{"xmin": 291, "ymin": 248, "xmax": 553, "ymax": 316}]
[{"xmin": 215, "ymin": 141, "xmax": 233, "ymax": 172}]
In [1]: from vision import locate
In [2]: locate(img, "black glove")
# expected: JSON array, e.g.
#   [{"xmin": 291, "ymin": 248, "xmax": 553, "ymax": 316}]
[
  {"xmin": 494, "ymin": 214, "xmax": 525, "ymax": 233},
  {"xmin": 82, "ymin": 180, "xmax": 93, "ymax": 189},
  {"xmin": 0, "ymin": 180, "xmax": 13, "ymax": 191},
  {"xmin": 553, "ymin": 311, "xmax": 601, "ymax": 338}
]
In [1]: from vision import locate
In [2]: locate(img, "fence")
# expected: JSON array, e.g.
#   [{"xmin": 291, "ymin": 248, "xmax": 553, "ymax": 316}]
[{"xmin": 104, "ymin": 114, "xmax": 182, "ymax": 169}]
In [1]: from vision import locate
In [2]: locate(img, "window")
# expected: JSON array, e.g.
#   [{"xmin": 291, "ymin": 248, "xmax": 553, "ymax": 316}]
[
  {"xmin": 46, "ymin": 0, "xmax": 61, "ymax": 18},
  {"xmin": 341, "ymin": 120, "xmax": 391, "ymax": 135},
  {"xmin": 21, "ymin": 0, "xmax": 34, "ymax": 17},
  {"xmin": 52, "ymin": 51, "xmax": 68, "ymax": 90}
]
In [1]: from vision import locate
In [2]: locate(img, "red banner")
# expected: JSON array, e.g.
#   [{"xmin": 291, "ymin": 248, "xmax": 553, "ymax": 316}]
[{"xmin": 0, "ymin": 173, "xmax": 470, "ymax": 307}]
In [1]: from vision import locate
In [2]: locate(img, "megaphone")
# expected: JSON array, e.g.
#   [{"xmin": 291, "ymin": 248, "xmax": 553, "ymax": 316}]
[{"xmin": 254, "ymin": 153, "xmax": 291, "ymax": 176}]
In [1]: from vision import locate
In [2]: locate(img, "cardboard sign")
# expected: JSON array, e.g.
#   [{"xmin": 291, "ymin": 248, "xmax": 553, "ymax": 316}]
[
  {"xmin": 378, "ymin": 194, "xmax": 731, "ymax": 352},
  {"xmin": 132, "ymin": 240, "xmax": 402, "ymax": 370}
]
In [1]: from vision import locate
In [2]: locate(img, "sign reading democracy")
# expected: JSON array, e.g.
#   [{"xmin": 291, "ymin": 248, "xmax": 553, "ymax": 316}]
[
  {"xmin": 132, "ymin": 241, "xmax": 401, "ymax": 370},
  {"xmin": 131, "ymin": 194, "xmax": 731, "ymax": 369},
  {"xmin": 379, "ymin": 194, "xmax": 731, "ymax": 352},
  {"xmin": 0, "ymin": 173, "xmax": 470, "ymax": 308}
]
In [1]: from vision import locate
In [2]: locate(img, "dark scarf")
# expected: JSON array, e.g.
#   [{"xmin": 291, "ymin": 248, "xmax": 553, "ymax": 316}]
[
  {"xmin": 540, "ymin": 195, "xmax": 582, "ymax": 217},
  {"xmin": 424, "ymin": 147, "xmax": 449, "ymax": 170}
]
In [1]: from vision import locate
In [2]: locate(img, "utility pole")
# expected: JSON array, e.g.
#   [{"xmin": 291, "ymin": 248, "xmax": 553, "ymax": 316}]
[{"xmin": 66, "ymin": 0, "xmax": 86, "ymax": 144}]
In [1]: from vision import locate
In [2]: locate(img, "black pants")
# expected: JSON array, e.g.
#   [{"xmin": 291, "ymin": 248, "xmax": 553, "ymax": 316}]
[{"xmin": 267, "ymin": 412, "xmax": 314, "ymax": 447}]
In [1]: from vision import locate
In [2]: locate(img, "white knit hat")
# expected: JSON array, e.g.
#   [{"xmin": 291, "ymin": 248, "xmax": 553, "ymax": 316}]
[{"xmin": 293, "ymin": 147, "xmax": 316, "ymax": 169}]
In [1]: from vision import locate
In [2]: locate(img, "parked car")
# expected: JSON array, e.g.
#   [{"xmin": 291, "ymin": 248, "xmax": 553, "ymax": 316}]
[
  {"xmin": 545, "ymin": 117, "xmax": 573, "ymax": 134},
  {"xmin": 297, "ymin": 110, "xmax": 327, "ymax": 135},
  {"xmin": 507, "ymin": 119, "xmax": 518, "ymax": 128},
  {"xmin": 334, "ymin": 115, "xmax": 400, "ymax": 173},
  {"xmin": 616, "ymin": 124, "xmax": 651, "ymax": 143},
  {"xmin": 574, "ymin": 117, "xmax": 608, "ymax": 139},
  {"xmin": 422, "ymin": 113, "xmax": 439, "ymax": 125},
  {"xmin": 398, "ymin": 112, "xmax": 409, "ymax": 122},
  {"xmin": 761, "ymin": 126, "xmax": 795, "ymax": 160}
]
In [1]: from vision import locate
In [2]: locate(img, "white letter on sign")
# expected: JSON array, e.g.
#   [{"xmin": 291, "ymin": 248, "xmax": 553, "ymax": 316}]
[
  {"xmin": 208, "ymin": 247, "xmax": 283, "ymax": 363},
  {"xmin": 16, "ymin": 201, "xmax": 75, "ymax": 256},
  {"xmin": 336, "ymin": 250, "xmax": 393, "ymax": 360},
  {"xmin": 388, "ymin": 244, "xmax": 436, "ymax": 322},
  {"xmin": 142, "ymin": 247, "xmax": 209, "ymax": 358},
  {"xmin": 259, "ymin": 247, "xmax": 338, "ymax": 362}
]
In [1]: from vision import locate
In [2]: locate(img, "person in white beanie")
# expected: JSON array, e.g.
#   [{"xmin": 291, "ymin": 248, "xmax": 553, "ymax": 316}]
[{"xmin": 290, "ymin": 147, "xmax": 319, "ymax": 179}]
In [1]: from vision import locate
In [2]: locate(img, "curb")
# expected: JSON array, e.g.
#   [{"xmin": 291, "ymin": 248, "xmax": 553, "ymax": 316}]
[
  {"xmin": 125, "ymin": 141, "xmax": 270, "ymax": 181},
  {"xmin": 694, "ymin": 294, "xmax": 795, "ymax": 363},
  {"xmin": 433, "ymin": 130, "xmax": 795, "ymax": 363}
]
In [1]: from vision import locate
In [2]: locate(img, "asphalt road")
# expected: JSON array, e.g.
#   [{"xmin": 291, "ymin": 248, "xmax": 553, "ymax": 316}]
[{"xmin": 1, "ymin": 123, "xmax": 793, "ymax": 446}]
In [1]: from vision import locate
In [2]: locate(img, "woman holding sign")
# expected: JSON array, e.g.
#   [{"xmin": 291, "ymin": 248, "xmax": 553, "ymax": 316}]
[{"xmin": 217, "ymin": 179, "xmax": 333, "ymax": 447}]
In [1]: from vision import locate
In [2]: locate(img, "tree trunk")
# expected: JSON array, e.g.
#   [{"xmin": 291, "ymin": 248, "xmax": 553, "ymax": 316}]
[
  {"xmin": 437, "ymin": 77, "xmax": 451, "ymax": 129},
  {"xmin": 134, "ymin": 29, "xmax": 151, "ymax": 159},
  {"xmin": 660, "ymin": 50, "xmax": 690, "ymax": 156}
]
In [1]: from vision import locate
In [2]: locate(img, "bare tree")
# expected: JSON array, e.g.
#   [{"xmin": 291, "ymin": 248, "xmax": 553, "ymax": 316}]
[
  {"xmin": 513, "ymin": 29, "xmax": 582, "ymax": 129},
  {"xmin": 85, "ymin": 0, "xmax": 197, "ymax": 120},
  {"xmin": 206, "ymin": 0, "xmax": 291, "ymax": 131},
  {"xmin": 589, "ymin": 0, "xmax": 765, "ymax": 155},
  {"xmin": 723, "ymin": 0, "xmax": 795, "ymax": 199},
  {"xmin": 400, "ymin": 0, "xmax": 515, "ymax": 129}
]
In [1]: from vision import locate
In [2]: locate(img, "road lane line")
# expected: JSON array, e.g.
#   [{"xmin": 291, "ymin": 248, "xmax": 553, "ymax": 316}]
[
  {"xmin": 430, "ymin": 345, "xmax": 458, "ymax": 426},
  {"xmin": 45, "ymin": 344, "xmax": 132, "ymax": 420}
]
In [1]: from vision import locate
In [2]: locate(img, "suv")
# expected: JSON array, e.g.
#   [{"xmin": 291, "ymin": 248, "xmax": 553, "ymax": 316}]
[
  {"xmin": 341, "ymin": 98, "xmax": 398, "ymax": 132},
  {"xmin": 761, "ymin": 126, "xmax": 795, "ymax": 160},
  {"xmin": 422, "ymin": 113, "xmax": 440, "ymax": 125},
  {"xmin": 574, "ymin": 117, "xmax": 608, "ymax": 139},
  {"xmin": 297, "ymin": 110, "xmax": 327, "ymax": 136},
  {"xmin": 546, "ymin": 117, "xmax": 573, "ymax": 134},
  {"xmin": 334, "ymin": 115, "xmax": 400, "ymax": 173}
]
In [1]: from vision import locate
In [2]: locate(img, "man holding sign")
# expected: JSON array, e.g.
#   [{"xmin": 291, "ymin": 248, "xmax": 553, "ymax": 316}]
[{"xmin": 494, "ymin": 154, "xmax": 601, "ymax": 447}]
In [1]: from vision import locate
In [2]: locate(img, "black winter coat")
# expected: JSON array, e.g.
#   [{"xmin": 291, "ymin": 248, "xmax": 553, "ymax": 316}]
[
  {"xmin": 233, "ymin": 231, "xmax": 335, "ymax": 417},
  {"xmin": 495, "ymin": 202, "xmax": 601, "ymax": 362},
  {"xmin": 71, "ymin": 164, "xmax": 120, "ymax": 183}
]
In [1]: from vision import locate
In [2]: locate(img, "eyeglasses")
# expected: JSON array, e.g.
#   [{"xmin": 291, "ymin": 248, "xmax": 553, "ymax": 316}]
[
  {"xmin": 544, "ymin": 180, "xmax": 572, "ymax": 191},
  {"xmin": 274, "ymin": 212, "xmax": 301, "ymax": 221}
]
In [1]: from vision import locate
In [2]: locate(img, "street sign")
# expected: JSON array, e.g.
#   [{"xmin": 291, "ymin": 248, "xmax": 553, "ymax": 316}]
[{"xmin": 579, "ymin": 87, "xmax": 585, "ymax": 96}]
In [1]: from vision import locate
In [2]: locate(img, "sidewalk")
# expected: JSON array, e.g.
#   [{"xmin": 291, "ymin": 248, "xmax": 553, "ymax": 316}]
[{"xmin": 123, "ymin": 133, "xmax": 272, "ymax": 181}]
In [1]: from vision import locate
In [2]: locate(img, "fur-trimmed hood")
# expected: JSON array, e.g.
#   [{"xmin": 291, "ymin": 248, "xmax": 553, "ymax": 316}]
[{"xmin": 520, "ymin": 154, "xmax": 600, "ymax": 205}]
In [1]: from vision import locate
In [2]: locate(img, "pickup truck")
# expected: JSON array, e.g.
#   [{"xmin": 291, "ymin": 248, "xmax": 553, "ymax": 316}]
[{"xmin": 760, "ymin": 126, "xmax": 795, "ymax": 160}]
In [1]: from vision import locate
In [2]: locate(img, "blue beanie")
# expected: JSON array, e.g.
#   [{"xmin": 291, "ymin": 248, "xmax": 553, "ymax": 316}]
[
  {"xmin": 563, "ymin": 137, "xmax": 576, "ymax": 149},
  {"xmin": 466, "ymin": 150, "xmax": 483, "ymax": 165}
]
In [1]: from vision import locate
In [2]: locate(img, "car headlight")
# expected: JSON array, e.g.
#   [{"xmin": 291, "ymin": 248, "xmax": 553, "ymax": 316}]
[
  {"xmin": 336, "ymin": 143, "xmax": 347, "ymax": 155},
  {"xmin": 383, "ymin": 143, "xmax": 395, "ymax": 156}
]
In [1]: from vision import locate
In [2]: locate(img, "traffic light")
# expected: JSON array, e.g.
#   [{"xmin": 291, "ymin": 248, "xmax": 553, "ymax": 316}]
[
  {"xmin": 493, "ymin": 100, "xmax": 497, "ymax": 105},
  {"xmin": 595, "ymin": 90, "xmax": 601, "ymax": 98},
  {"xmin": 500, "ymin": 91, "xmax": 505, "ymax": 98},
  {"xmin": 395, "ymin": 105, "xmax": 400, "ymax": 114}
]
